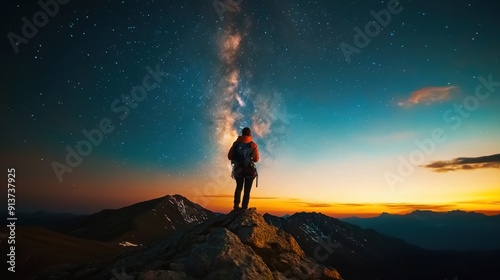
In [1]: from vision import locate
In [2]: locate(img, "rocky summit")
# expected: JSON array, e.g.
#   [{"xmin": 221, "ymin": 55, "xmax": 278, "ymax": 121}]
[{"xmin": 39, "ymin": 208, "xmax": 343, "ymax": 280}]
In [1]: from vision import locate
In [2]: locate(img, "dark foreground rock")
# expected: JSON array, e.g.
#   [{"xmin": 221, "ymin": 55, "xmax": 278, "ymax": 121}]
[{"xmin": 36, "ymin": 208, "xmax": 343, "ymax": 280}]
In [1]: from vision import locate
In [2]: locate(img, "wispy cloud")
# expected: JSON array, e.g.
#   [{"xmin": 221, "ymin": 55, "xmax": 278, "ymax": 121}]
[
  {"xmin": 290, "ymin": 201, "xmax": 454, "ymax": 211},
  {"xmin": 423, "ymin": 153, "xmax": 500, "ymax": 172},
  {"xmin": 454, "ymin": 199, "xmax": 500, "ymax": 206},
  {"xmin": 287, "ymin": 199, "xmax": 334, "ymax": 208},
  {"xmin": 286, "ymin": 200, "xmax": 465, "ymax": 215},
  {"xmin": 302, "ymin": 202, "xmax": 334, "ymax": 208},
  {"xmin": 380, "ymin": 203, "xmax": 455, "ymax": 211},
  {"xmin": 200, "ymin": 194, "xmax": 279, "ymax": 200},
  {"xmin": 330, "ymin": 202, "xmax": 455, "ymax": 210},
  {"xmin": 398, "ymin": 86, "xmax": 458, "ymax": 107}
]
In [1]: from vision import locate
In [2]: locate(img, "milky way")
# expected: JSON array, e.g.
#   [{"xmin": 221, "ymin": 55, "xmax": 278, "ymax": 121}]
[{"xmin": 210, "ymin": 6, "xmax": 289, "ymax": 164}]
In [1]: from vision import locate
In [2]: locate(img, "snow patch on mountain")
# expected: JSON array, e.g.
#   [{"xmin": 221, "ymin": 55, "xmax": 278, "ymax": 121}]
[{"xmin": 119, "ymin": 241, "xmax": 138, "ymax": 247}]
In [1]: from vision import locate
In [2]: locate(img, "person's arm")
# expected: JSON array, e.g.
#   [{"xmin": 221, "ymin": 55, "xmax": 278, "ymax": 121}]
[
  {"xmin": 252, "ymin": 143, "xmax": 260, "ymax": 162},
  {"xmin": 228, "ymin": 143, "xmax": 234, "ymax": 160}
]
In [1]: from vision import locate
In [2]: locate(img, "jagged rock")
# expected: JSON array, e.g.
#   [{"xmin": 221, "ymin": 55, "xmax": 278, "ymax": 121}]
[
  {"xmin": 223, "ymin": 209, "xmax": 341, "ymax": 280},
  {"xmin": 38, "ymin": 208, "xmax": 342, "ymax": 280},
  {"xmin": 174, "ymin": 227, "xmax": 273, "ymax": 279},
  {"xmin": 228, "ymin": 208, "xmax": 305, "ymax": 258}
]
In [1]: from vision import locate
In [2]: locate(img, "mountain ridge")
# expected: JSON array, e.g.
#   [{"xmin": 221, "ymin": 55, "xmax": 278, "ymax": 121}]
[{"xmin": 342, "ymin": 210, "xmax": 500, "ymax": 251}]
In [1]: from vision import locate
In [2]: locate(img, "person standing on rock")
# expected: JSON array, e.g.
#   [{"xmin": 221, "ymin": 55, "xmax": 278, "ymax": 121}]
[{"xmin": 228, "ymin": 127, "xmax": 260, "ymax": 210}]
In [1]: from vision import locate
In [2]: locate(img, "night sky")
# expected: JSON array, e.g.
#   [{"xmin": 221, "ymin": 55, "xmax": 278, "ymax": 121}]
[{"xmin": 2, "ymin": 0, "xmax": 500, "ymax": 216}]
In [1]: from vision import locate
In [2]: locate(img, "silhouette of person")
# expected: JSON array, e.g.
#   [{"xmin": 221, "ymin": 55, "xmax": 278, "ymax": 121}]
[{"xmin": 228, "ymin": 127, "xmax": 259, "ymax": 210}]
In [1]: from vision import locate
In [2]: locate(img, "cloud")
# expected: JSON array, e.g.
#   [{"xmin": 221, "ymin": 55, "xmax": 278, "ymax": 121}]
[
  {"xmin": 286, "ymin": 199, "xmax": 334, "ymax": 208},
  {"xmin": 287, "ymin": 200, "xmax": 460, "ymax": 213},
  {"xmin": 328, "ymin": 202, "xmax": 455, "ymax": 210},
  {"xmin": 380, "ymin": 203, "xmax": 455, "ymax": 211},
  {"xmin": 454, "ymin": 199, "xmax": 500, "ymax": 206},
  {"xmin": 301, "ymin": 203, "xmax": 334, "ymax": 208},
  {"xmin": 423, "ymin": 153, "xmax": 500, "ymax": 172},
  {"xmin": 398, "ymin": 86, "xmax": 458, "ymax": 107},
  {"xmin": 200, "ymin": 194, "xmax": 279, "ymax": 200}
]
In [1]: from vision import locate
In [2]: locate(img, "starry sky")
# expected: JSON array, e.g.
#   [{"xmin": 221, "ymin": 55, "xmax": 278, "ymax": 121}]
[{"xmin": 2, "ymin": 0, "xmax": 500, "ymax": 217}]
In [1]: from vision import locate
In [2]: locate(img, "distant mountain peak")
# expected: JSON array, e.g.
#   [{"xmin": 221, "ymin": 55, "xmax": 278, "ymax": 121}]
[{"xmin": 66, "ymin": 194, "xmax": 214, "ymax": 244}]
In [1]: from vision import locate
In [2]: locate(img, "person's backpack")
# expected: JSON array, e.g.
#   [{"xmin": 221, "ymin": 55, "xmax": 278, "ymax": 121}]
[{"xmin": 232, "ymin": 142, "xmax": 258, "ymax": 178}]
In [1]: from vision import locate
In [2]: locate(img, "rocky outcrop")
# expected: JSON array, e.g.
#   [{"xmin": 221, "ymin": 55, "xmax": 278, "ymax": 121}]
[{"xmin": 39, "ymin": 208, "xmax": 343, "ymax": 280}]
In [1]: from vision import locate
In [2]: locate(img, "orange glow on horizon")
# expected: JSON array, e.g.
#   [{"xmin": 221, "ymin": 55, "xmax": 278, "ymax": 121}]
[{"xmin": 183, "ymin": 192, "xmax": 500, "ymax": 218}]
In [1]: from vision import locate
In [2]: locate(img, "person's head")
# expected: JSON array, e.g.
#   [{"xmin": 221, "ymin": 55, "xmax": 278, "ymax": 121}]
[{"xmin": 242, "ymin": 127, "xmax": 251, "ymax": 136}]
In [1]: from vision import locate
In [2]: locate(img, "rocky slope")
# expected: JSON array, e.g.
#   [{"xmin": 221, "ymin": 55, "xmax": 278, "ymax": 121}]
[
  {"xmin": 264, "ymin": 212, "xmax": 421, "ymax": 280},
  {"xmin": 36, "ymin": 208, "xmax": 343, "ymax": 280}
]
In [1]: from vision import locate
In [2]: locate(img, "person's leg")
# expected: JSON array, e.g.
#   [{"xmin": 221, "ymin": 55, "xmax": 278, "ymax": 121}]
[
  {"xmin": 233, "ymin": 177, "xmax": 244, "ymax": 209},
  {"xmin": 241, "ymin": 177, "xmax": 255, "ymax": 209}
]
